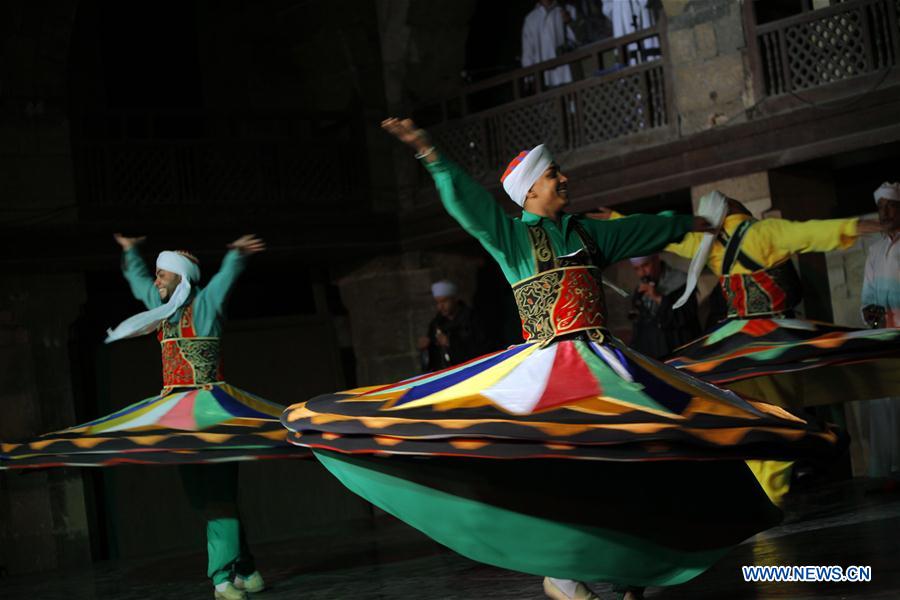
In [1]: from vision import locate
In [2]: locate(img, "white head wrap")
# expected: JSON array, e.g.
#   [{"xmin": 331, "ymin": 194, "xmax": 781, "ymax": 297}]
[
  {"xmin": 105, "ymin": 251, "xmax": 201, "ymax": 343},
  {"xmin": 672, "ymin": 191, "xmax": 729, "ymax": 309},
  {"xmin": 501, "ymin": 144, "xmax": 554, "ymax": 208},
  {"xmin": 431, "ymin": 280, "xmax": 458, "ymax": 298},
  {"xmin": 628, "ymin": 255, "xmax": 654, "ymax": 265},
  {"xmin": 874, "ymin": 182, "xmax": 900, "ymax": 204}
]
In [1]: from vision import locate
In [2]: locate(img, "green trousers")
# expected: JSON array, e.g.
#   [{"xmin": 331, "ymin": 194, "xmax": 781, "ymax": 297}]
[{"xmin": 179, "ymin": 463, "xmax": 256, "ymax": 585}]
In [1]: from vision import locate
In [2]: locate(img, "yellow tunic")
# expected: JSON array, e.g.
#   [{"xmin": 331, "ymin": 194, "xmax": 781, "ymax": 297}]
[
  {"xmin": 664, "ymin": 213, "xmax": 859, "ymax": 273},
  {"xmin": 611, "ymin": 211, "xmax": 860, "ymax": 505}
]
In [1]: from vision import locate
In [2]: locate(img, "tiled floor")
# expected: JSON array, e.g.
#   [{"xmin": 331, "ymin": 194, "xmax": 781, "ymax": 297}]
[{"xmin": 3, "ymin": 480, "xmax": 898, "ymax": 599}]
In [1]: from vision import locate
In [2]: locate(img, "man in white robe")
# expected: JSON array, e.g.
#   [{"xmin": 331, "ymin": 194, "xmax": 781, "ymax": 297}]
[
  {"xmin": 857, "ymin": 182, "xmax": 900, "ymax": 484},
  {"xmin": 522, "ymin": 1, "xmax": 579, "ymax": 88},
  {"xmin": 602, "ymin": 0, "xmax": 660, "ymax": 65}
]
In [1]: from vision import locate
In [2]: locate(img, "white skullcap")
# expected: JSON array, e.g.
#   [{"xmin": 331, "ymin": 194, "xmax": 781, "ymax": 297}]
[
  {"xmin": 673, "ymin": 191, "xmax": 729, "ymax": 309},
  {"xmin": 431, "ymin": 280, "xmax": 458, "ymax": 298},
  {"xmin": 628, "ymin": 255, "xmax": 655, "ymax": 265},
  {"xmin": 105, "ymin": 250, "xmax": 201, "ymax": 343},
  {"xmin": 500, "ymin": 144, "xmax": 554, "ymax": 208},
  {"xmin": 874, "ymin": 182, "xmax": 900, "ymax": 204}
]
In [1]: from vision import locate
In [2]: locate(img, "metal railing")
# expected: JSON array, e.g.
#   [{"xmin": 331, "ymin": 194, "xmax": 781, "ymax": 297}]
[
  {"xmin": 752, "ymin": 0, "xmax": 900, "ymax": 96},
  {"xmin": 416, "ymin": 26, "xmax": 671, "ymax": 179}
]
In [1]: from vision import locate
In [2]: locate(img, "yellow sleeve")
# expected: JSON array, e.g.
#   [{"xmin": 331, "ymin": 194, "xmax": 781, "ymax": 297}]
[
  {"xmin": 608, "ymin": 209, "xmax": 702, "ymax": 259},
  {"xmin": 754, "ymin": 217, "xmax": 859, "ymax": 264},
  {"xmin": 663, "ymin": 231, "xmax": 703, "ymax": 259}
]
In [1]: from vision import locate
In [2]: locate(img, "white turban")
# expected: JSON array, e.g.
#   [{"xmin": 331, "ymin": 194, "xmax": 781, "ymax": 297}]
[
  {"xmin": 874, "ymin": 182, "xmax": 900, "ymax": 204},
  {"xmin": 105, "ymin": 251, "xmax": 201, "ymax": 343},
  {"xmin": 431, "ymin": 280, "xmax": 458, "ymax": 298},
  {"xmin": 501, "ymin": 144, "xmax": 553, "ymax": 208},
  {"xmin": 672, "ymin": 191, "xmax": 729, "ymax": 309}
]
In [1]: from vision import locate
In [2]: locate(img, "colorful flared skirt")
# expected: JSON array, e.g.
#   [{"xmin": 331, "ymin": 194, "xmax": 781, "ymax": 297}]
[
  {"xmin": 1, "ymin": 382, "xmax": 307, "ymax": 469},
  {"xmin": 666, "ymin": 318, "xmax": 900, "ymax": 409},
  {"xmin": 282, "ymin": 334, "xmax": 837, "ymax": 585}
]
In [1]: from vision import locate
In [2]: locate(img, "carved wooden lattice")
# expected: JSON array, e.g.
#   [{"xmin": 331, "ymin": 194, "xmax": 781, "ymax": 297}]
[
  {"xmin": 785, "ymin": 9, "xmax": 868, "ymax": 90},
  {"xmin": 196, "ymin": 145, "xmax": 265, "ymax": 205},
  {"xmin": 280, "ymin": 144, "xmax": 346, "ymax": 205},
  {"xmin": 109, "ymin": 146, "xmax": 178, "ymax": 205},
  {"xmin": 498, "ymin": 98, "xmax": 566, "ymax": 161},
  {"xmin": 579, "ymin": 72, "xmax": 649, "ymax": 144}
]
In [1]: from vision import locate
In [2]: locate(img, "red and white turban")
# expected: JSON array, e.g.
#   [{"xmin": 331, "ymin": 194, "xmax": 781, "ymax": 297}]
[
  {"xmin": 105, "ymin": 250, "xmax": 201, "ymax": 343},
  {"xmin": 500, "ymin": 144, "xmax": 553, "ymax": 208}
]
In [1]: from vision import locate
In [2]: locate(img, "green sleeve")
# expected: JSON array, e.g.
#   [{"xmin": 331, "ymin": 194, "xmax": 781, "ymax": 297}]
[
  {"xmin": 193, "ymin": 250, "xmax": 247, "ymax": 334},
  {"xmin": 122, "ymin": 247, "xmax": 162, "ymax": 310},
  {"xmin": 579, "ymin": 213, "xmax": 696, "ymax": 265},
  {"xmin": 424, "ymin": 158, "xmax": 520, "ymax": 268}
]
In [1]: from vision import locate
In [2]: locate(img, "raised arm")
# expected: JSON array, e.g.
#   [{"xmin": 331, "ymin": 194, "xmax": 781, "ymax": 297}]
[
  {"xmin": 586, "ymin": 208, "xmax": 703, "ymax": 260},
  {"xmin": 194, "ymin": 235, "xmax": 264, "ymax": 319},
  {"xmin": 114, "ymin": 233, "xmax": 161, "ymax": 310},
  {"xmin": 382, "ymin": 118, "xmax": 519, "ymax": 266},
  {"xmin": 756, "ymin": 217, "xmax": 864, "ymax": 260},
  {"xmin": 578, "ymin": 212, "xmax": 699, "ymax": 266}
]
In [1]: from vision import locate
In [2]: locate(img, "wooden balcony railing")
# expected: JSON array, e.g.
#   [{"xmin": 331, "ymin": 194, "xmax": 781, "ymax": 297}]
[
  {"xmin": 750, "ymin": 0, "xmax": 900, "ymax": 97},
  {"xmin": 415, "ymin": 26, "xmax": 671, "ymax": 179},
  {"xmin": 72, "ymin": 110, "xmax": 361, "ymax": 211}
]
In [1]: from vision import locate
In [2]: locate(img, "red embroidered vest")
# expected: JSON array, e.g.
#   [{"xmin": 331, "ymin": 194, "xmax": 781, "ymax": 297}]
[
  {"xmin": 717, "ymin": 218, "xmax": 802, "ymax": 318},
  {"xmin": 157, "ymin": 303, "xmax": 224, "ymax": 388},
  {"xmin": 511, "ymin": 221, "xmax": 607, "ymax": 343}
]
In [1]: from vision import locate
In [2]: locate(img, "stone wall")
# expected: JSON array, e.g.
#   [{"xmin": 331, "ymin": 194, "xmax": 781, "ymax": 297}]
[{"xmin": 665, "ymin": 0, "xmax": 753, "ymax": 135}]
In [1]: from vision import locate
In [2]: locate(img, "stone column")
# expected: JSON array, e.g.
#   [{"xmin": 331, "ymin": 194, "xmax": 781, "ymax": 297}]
[{"xmin": 0, "ymin": 275, "xmax": 90, "ymax": 574}]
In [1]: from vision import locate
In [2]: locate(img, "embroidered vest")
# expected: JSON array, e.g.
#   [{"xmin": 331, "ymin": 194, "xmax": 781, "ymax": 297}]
[
  {"xmin": 157, "ymin": 302, "xmax": 224, "ymax": 388},
  {"xmin": 511, "ymin": 219, "xmax": 607, "ymax": 343},
  {"xmin": 717, "ymin": 219, "xmax": 802, "ymax": 318}
]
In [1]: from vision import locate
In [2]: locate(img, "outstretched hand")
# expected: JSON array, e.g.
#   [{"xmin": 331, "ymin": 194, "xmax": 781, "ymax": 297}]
[
  {"xmin": 113, "ymin": 233, "xmax": 146, "ymax": 251},
  {"xmin": 228, "ymin": 234, "xmax": 266, "ymax": 255},
  {"xmin": 381, "ymin": 117, "xmax": 438, "ymax": 162}
]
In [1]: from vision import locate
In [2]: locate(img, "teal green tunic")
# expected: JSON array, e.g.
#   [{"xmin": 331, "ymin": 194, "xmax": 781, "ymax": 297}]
[
  {"xmin": 122, "ymin": 247, "xmax": 247, "ymax": 335},
  {"xmin": 121, "ymin": 246, "xmax": 253, "ymax": 585},
  {"xmin": 424, "ymin": 158, "xmax": 695, "ymax": 283}
]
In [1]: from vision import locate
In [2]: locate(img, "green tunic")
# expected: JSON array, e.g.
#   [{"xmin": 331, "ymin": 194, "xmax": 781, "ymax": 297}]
[
  {"xmin": 424, "ymin": 158, "xmax": 695, "ymax": 283},
  {"xmin": 311, "ymin": 159, "xmax": 757, "ymax": 587}
]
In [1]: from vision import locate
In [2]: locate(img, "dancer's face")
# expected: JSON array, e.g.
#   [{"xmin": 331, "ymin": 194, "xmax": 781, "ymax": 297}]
[
  {"xmin": 154, "ymin": 269, "xmax": 181, "ymax": 302},
  {"xmin": 524, "ymin": 163, "xmax": 569, "ymax": 216},
  {"xmin": 877, "ymin": 198, "xmax": 900, "ymax": 232}
]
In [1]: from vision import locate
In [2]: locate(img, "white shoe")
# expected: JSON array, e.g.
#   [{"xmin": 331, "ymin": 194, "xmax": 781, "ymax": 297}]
[
  {"xmin": 214, "ymin": 582, "xmax": 248, "ymax": 600},
  {"xmin": 234, "ymin": 571, "xmax": 266, "ymax": 593},
  {"xmin": 543, "ymin": 577, "xmax": 601, "ymax": 600}
]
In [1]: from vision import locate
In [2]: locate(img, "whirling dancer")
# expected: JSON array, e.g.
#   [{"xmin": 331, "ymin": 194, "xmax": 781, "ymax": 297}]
[
  {"xmin": 282, "ymin": 119, "xmax": 838, "ymax": 600},
  {"xmin": 653, "ymin": 193, "xmax": 899, "ymax": 504},
  {"xmin": 660, "ymin": 192, "xmax": 900, "ymax": 411},
  {"xmin": 1, "ymin": 234, "xmax": 293, "ymax": 600}
]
